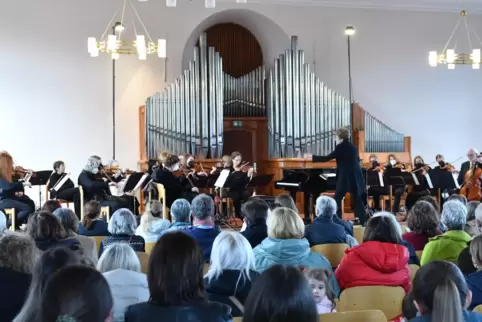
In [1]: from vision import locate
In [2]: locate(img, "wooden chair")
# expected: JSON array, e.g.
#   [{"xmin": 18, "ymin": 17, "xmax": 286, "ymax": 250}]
[
  {"xmin": 311, "ymin": 244, "xmax": 348, "ymax": 267},
  {"xmin": 337, "ymin": 286, "xmax": 405, "ymax": 321},
  {"xmin": 79, "ymin": 185, "xmax": 85, "ymax": 220},
  {"xmin": 409, "ymin": 264, "xmax": 420, "ymax": 282},
  {"xmin": 232, "ymin": 318, "xmax": 242, "ymax": 322},
  {"xmin": 100, "ymin": 206, "xmax": 110, "ymax": 223},
  {"xmin": 91, "ymin": 236, "xmax": 107, "ymax": 254},
  {"xmin": 319, "ymin": 310, "xmax": 387, "ymax": 322},
  {"xmin": 4, "ymin": 208, "xmax": 15, "ymax": 231},
  {"xmin": 203, "ymin": 263, "xmax": 210, "ymax": 275},
  {"xmin": 416, "ymin": 250, "xmax": 423, "ymax": 260},
  {"xmin": 150, "ymin": 183, "xmax": 170, "ymax": 221},
  {"xmin": 45, "ymin": 185, "xmax": 70, "ymax": 208},
  {"xmin": 145, "ymin": 242, "xmax": 156, "ymax": 255},
  {"xmin": 474, "ymin": 304, "xmax": 482, "ymax": 314},
  {"xmin": 136, "ymin": 252, "xmax": 149, "ymax": 274},
  {"xmin": 353, "ymin": 226, "xmax": 365, "ymax": 244}
]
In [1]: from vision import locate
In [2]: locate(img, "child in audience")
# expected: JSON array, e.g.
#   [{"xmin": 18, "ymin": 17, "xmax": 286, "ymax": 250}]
[{"xmin": 303, "ymin": 269, "xmax": 336, "ymax": 314}]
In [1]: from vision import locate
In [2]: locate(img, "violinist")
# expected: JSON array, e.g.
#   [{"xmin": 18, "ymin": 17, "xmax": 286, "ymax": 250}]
[
  {"xmin": 458, "ymin": 148, "xmax": 479, "ymax": 186},
  {"xmin": 48, "ymin": 161, "xmax": 78, "ymax": 203},
  {"xmin": 386, "ymin": 154, "xmax": 407, "ymax": 214},
  {"xmin": 210, "ymin": 155, "xmax": 234, "ymax": 174},
  {"xmin": 180, "ymin": 154, "xmax": 208, "ymax": 187},
  {"xmin": 367, "ymin": 154, "xmax": 388, "ymax": 211},
  {"xmin": 0, "ymin": 151, "xmax": 35, "ymax": 226},
  {"xmin": 229, "ymin": 151, "xmax": 255, "ymax": 219},
  {"xmin": 405, "ymin": 156, "xmax": 432, "ymax": 211}
]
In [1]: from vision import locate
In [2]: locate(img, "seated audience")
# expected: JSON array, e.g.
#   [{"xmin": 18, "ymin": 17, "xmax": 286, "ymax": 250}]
[
  {"xmin": 79, "ymin": 200, "xmax": 110, "ymax": 236},
  {"xmin": 161, "ymin": 198, "xmax": 192, "ymax": 235},
  {"xmin": 184, "ymin": 194, "xmax": 220, "ymax": 261},
  {"xmin": 466, "ymin": 235, "xmax": 482, "ymax": 310},
  {"xmin": 253, "ymin": 207, "xmax": 339, "ymax": 295},
  {"xmin": 205, "ymin": 231, "xmax": 259, "ymax": 317},
  {"xmin": 273, "ymin": 194, "xmax": 298, "ymax": 212},
  {"xmin": 14, "ymin": 247, "xmax": 81, "ymax": 322},
  {"xmin": 135, "ymin": 200, "xmax": 169, "ymax": 242},
  {"xmin": 38, "ymin": 265, "xmax": 113, "ymax": 322},
  {"xmin": 99, "ymin": 209, "xmax": 145, "ymax": 256},
  {"xmin": 97, "ymin": 243, "xmax": 149, "ymax": 322},
  {"xmin": 305, "ymin": 196, "xmax": 357, "ymax": 248},
  {"xmin": 448, "ymin": 194, "xmax": 468, "ymax": 206},
  {"xmin": 458, "ymin": 242, "xmax": 477, "ymax": 276},
  {"xmin": 243, "ymin": 265, "xmax": 319, "ymax": 322},
  {"xmin": 124, "ymin": 232, "xmax": 232, "ymax": 321},
  {"xmin": 0, "ymin": 233, "xmax": 37, "ymax": 322},
  {"xmin": 466, "ymin": 201, "xmax": 482, "ymax": 237},
  {"xmin": 240, "ymin": 198, "xmax": 269, "ymax": 248},
  {"xmin": 303, "ymin": 269, "xmax": 336, "ymax": 314},
  {"xmin": 411, "ymin": 260, "xmax": 482, "ymax": 322},
  {"xmin": 41, "ymin": 200, "xmax": 61, "ymax": 213},
  {"xmin": 53, "ymin": 208, "xmax": 98, "ymax": 264},
  {"xmin": 421, "ymin": 200, "xmax": 471, "ymax": 265},
  {"xmin": 27, "ymin": 211, "xmax": 80, "ymax": 251},
  {"xmin": 403, "ymin": 201, "xmax": 442, "ymax": 251},
  {"xmin": 419, "ymin": 195, "xmax": 446, "ymax": 232},
  {"xmin": 335, "ymin": 216, "xmax": 410, "ymax": 292}
]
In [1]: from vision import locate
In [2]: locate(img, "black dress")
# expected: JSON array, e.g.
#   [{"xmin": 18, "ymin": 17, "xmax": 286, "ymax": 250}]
[{"xmin": 151, "ymin": 168, "xmax": 197, "ymax": 208}]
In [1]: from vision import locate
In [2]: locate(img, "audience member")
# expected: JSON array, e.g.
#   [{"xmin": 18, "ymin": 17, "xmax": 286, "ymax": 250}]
[
  {"xmin": 466, "ymin": 201, "xmax": 482, "ymax": 237},
  {"xmin": 305, "ymin": 196, "xmax": 357, "ymax": 247},
  {"xmin": 303, "ymin": 269, "xmax": 336, "ymax": 314},
  {"xmin": 411, "ymin": 260, "xmax": 482, "ymax": 322},
  {"xmin": 0, "ymin": 233, "xmax": 37, "ymax": 322},
  {"xmin": 0, "ymin": 210, "xmax": 6, "ymax": 233},
  {"xmin": 124, "ymin": 232, "xmax": 232, "ymax": 321},
  {"xmin": 38, "ymin": 265, "xmax": 113, "ymax": 322},
  {"xmin": 161, "ymin": 198, "xmax": 192, "ymax": 235},
  {"xmin": 205, "ymin": 231, "xmax": 259, "ymax": 317},
  {"xmin": 53, "ymin": 208, "xmax": 98, "ymax": 264},
  {"xmin": 403, "ymin": 201, "xmax": 442, "ymax": 251},
  {"xmin": 27, "ymin": 211, "xmax": 80, "ymax": 251},
  {"xmin": 448, "ymin": 194, "xmax": 468, "ymax": 206},
  {"xmin": 273, "ymin": 194, "xmax": 297, "ymax": 212},
  {"xmin": 335, "ymin": 216, "xmax": 410, "ymax": 292},
  {"xmin": 97, "ymin": 243, "xmax": 149, "ymax": 322},
  {"xmin": 184, "ymin": 194, "xmax": 220, "ymax": 261},
  {"xmin": 421, "ymin": 201, "xmax": 471, "ymax": 265},
  {"xmin": 402, "ymin": 292, "xmax": 418, "ymax": 321},
  {"xmin": 135, "ymin": 200, "xmax": 169, "ymax": 242},
  {"xmin": 240, "ymin": 198, "xmax": 269, "ymax": 248},
  {"xmin": 99, "ymin": 208, "xmax": 145, "ymax": 256},
  {"xmin": 79, "ymin": 200, "xmax": 110, "ymax": 236},
  {"xmin": 14, "ymin": 248, "xmax": 81, "ymax": 322},
  {"xmin": 418, "ymin": 195, "xmax": 441, "ymax": 214},
  {"xmin": 459, "ymin": 204, "xmax": 482, "ymax": 275},
  {"xmin": 243, "ymin": 265, "xmax": 319, "ymax": 322},
  {"xmin": 253, "ymin": 207, "xmax": 339, "ymax": 295},
  {"xmin": 41, "ymin": 200, "xmax": 61, "ymax": 213},
  {"xmin": 467, "ymin": 235, "xmax": 482, "ymax": 310}
]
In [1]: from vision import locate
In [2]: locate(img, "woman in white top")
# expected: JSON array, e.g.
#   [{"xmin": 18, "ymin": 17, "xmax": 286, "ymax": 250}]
[
  {"xmin": 97, "ymin": 243, "xmax": 149, "ymax": 322},
  {"xmin": 135, "ymin": 200, "xmax": 170, "ymax": 242}
]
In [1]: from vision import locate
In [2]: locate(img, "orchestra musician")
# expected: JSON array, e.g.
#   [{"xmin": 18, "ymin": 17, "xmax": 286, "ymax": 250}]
[
  {"xmin": 0, "ymin": 151, "xmax": 35, "ymax": 226},
  {"xmin": 386, "ymin": 154, "xmax": 407, "ymax": 214},
  {"xmin": 405, "ymin": 156, "xmax": 432, "ymax": 211},
  {"xmin": 367, "ymin": 154, "xmax": 388, "ymax": 211},
  {"xmin": 458, "ymin": 148, "xmax": 479, "ymax": 186},
  {"xmin": 306, "ymin": 128, "xmax": 366, "ymax": 225},
  {"xmin": 47, "ymin": 161, "xmax": 79, "ymax": 207},
  {"xmin": 210, "ymin": 155, "xmax": 234, "ymax": 174}
]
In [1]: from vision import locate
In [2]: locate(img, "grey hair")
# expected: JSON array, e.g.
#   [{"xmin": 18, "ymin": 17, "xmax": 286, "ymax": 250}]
[
  {"xmin": 442, "ymin": 200, "xmax": 467, "ymax": 231},
  {"xmin": 191, "ymin": 194, "xmax": 214, "ymax": 220},
  {"xmin": 84, "ymin": 156, "xmax": 101, "ymax": 173},
  {"xmin": 206, "ymin": 231, "xmax": 255, "ymax": 285},
  {"xmin": 108, "ymin": 209, "xmax": 137, "ymax": 235},
  {"xmin": 96, "ymin": 243, "xmax": 141, "ymax": 273},
  {"xmin": 373, "ymin": 211, "xmax": 403, "ymax": 238},
  {"xmin": 53, "ymin": 208, "xmax": 79, "ymax": 237},
  {"xmin": 170, "ymin": 199, "xmax": 191, "ymax": 222},
  {"xmin": 0, "ymin": 210, "xmax": 6, "ymax": 233},
  {"xmin": 315, "ymin": 195, "xmax": 337, "ymax": 218},
  {"xmin": 0, "ymin": 232, "xmax": 38, "ymax": 274},
  {"xmin": 467, "ymin": 201, "xmax": 480, "ymax": 221}
]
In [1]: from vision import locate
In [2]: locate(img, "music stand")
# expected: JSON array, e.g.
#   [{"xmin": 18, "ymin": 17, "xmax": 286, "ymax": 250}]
[
  {"xmin": 120, "ymin": 172, "xmax": 148, "ymax": 213},
  {"xmin": 29, "ymin": 170, "xmax": 53, "ymax": 206},
  {"xmin": 385, "ymin": 168, "xmax": 418, "ymax": 211},
  {"xmin": 246, "ymin": 174, "xmax": 274, "ymax": 191},
  {"xmin": 431, "ymin": 169, "xmax": 460, "ymax": 202}
]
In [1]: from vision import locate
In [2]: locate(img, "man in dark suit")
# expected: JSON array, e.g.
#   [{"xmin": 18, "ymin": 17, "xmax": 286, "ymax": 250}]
[
  {"xmin": 458, "ymin": 148, "xmax": 478, "ymax": 186},
  {"xmin": 307, "ymin": 128, "xmax": 366, "ymax": 224}
]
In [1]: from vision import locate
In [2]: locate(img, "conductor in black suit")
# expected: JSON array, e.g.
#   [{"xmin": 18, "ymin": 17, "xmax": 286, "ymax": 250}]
[
  {"xmin": 306, "ymin": 128, "xmax": 366, "ymax": 224},
  {"xmin": 458, "ymin": 148, "xmax": 478, "ymax": 185}
]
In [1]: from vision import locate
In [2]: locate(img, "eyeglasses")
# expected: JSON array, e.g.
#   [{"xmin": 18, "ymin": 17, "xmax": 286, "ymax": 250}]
[{"xmin": 468, "ymin": 154, "xmax": 476, "ymax": 157}]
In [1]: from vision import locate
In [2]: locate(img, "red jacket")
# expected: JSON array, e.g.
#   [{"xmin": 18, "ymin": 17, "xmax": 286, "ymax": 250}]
[{"xmin": 335, "ymin": 241, "xmax": 410, "ymax": 293}]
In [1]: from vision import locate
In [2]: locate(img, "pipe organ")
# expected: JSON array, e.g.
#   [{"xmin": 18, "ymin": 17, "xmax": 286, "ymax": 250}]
[{"xmin": 364, "ymin": 112, "xmax": 404, "ymax": 152}]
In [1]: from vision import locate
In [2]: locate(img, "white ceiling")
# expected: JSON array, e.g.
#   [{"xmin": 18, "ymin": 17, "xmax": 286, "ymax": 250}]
[{"xmin": 218, "ymin": 0, "xmax": 482, "ymax": 13}]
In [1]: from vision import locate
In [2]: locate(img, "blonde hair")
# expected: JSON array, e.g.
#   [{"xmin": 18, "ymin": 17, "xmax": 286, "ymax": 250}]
[
  {"xmin": 267, "ymin": 207, "xmax": 304, "ymax": 239},
  {"xmin": 0, "ymin": 151, "xmax": 14, "ymax": 182},
  {"xmin": 140, "ymin": 200, "xmax": 163, "ymax": 233}
]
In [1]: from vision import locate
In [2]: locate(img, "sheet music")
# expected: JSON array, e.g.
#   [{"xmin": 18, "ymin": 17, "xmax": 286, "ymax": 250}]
[
  {"xmin": 215, "ymin": 169, "xmax": 231, "ymax": 188},
  {"xmin": 52, "ymin": 173, "xmax": 71, "ymax": 192},
  {"xmin": 142, "ymin": 179, "xmax": 153, "ymax": 193},
  {"xmin": 424, "ymin": 173, "xmax": 434, "ymax": 189},
  {"xmin": 133, "ymin": 173, "xmax": 149, "ymax": 192},
  {"xmin": 378, "ymin": 172, "xmax": 384, "ymax": 187},
  {"xmin": 410, "ymin": 173, "xmax": 420, "ymax": 186},
  {"xmin": 452, "ymin": 173, "xmax": 461, "ymax": 189},
  {"xmin": 319, "ymin": 173, "xmax": 336, "ymax": 181}
]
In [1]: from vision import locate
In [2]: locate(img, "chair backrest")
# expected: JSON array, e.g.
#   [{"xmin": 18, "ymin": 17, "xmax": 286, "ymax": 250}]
[
  {"xmin": 409, "ymin": 264, "xmax": 420, "ymax": 282},
  {"xmin": 203, "ymin": 263, "xmax": 210, "ymax": 275},
  {"xmin": 474, "ymin": 304, "xmax": 482, "ymax": 314},
  {"xmin": 232, "ymin": 318, "xmax": 243, "ymax": 322},
  {"xmin": 156, "ymin": 184, "xmax": 170, "ymax": 220},
  {"xmin": 337, "ymin": 286, "xmax": 405, "ymax": 320},
  {"xmin": 100, "ymin": 207, "xmax": 110, "ymax": 223},
  {"xmin": 319, "ymin": 310, "xmax": 387, "ymax": 322},
  {"xmin": 145, "ymin": 242, "xmax": 156, "ymax": 255},
  {"xmin": 136, "ymin": 251, "xmax": 149, "ymax": 274},
  {"xmin": 91, "ymin": 236, "xmax": 107, "ymax": 254},
  {"xmin": 79, "ymin": 185, "xmax": 85, "ymax": 220},
  {"xmin": 4, "ymin": 208, "xmax": 15, "ymax": 231},
  {"xmin": 311, "ymin": 243, "xmax": 348, "ymax": 267},
  {"xmin": 353, "ymin": 226, "xmax": 365, "ymax": 244}
]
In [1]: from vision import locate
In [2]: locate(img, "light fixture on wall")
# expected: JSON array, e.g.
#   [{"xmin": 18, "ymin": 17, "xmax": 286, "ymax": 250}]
[
  {"xmin": 88, "ymin": 0, "xmax": 167, "ymax": 60},
  {"xmin": 428, "ymin": 10, "xmax": 481, "ymax": 70}
]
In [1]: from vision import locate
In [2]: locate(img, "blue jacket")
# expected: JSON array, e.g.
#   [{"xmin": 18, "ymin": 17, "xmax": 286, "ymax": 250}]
[
  {"xmin": 253, "ymin": 237, "xmax": 340, "ymax": 296},
  {"xmin": 410, "ymin": 311, "xmax": 482, "ymax": 321},
  {"xmin": 0, "ymin": 179, "xmax": 23, "ymax": 200},
  {"xmin": 305, "ymin": 216, "xmax": 347, "ymax": 246},
  {"xmin": 184, "ymin": 227, "xmax": 220, "ymax": 262},
  {"xmin": 401, "ymin": 240, "xmax": 421, "ymax": 266},
  {"xmin": 467, "ymin": 271, "xmax": 482, "ymax": 310},
  {"xmin": 79, "ymin": 220, "xmax": 110, "ymax": 236},
  {"xmin": 333, "ymin": 215, "xmax": 354, "ymax": 236}
]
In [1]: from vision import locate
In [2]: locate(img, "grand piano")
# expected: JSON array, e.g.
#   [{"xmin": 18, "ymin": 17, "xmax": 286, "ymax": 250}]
[{"xmin": 275, "ymin": 168, "xmax": 337, "ymax": 220}]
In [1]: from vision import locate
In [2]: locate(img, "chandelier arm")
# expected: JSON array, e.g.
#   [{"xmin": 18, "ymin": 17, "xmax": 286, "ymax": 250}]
[
  {"xmin": 441, "ymin": 16, "xmax": 462, "ymax": 54},
  {"xmin": 464, "ymin": 16, "xmax": 473, "ymax": 49},
  {"xmin": 128, "ymin": 0, "xmax": 154, "ymax": 42},
  {"xmin": 117, "ymin": 0, "xmax": 128, "ymax": 42},
  {"xmin": 132, "ymin": 20, "xmax": 138, "ymax": 37},
  {"xmin": 100, "ymin": 8, "xmax": 121, "ymax": 40},
  {"xmin": 474, "ymin": 30, "xmax": 482, "ymax": 47}
]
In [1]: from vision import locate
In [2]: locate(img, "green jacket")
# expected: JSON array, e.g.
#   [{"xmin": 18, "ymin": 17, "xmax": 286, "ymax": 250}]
[{"xmin": 420, "ymin": 230, "xmax": 471, "ymax": 266}]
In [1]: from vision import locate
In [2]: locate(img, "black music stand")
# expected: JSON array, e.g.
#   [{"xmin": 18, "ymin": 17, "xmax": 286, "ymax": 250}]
[
  {"xmin": 431, "ymin": 169, "xmax": 460, "ymax": 202},
  {"xmin": 385, "ymin": 168, "xmax": 418, "ymax": 211},
  {"xmin": 30, "ymin": 170, "xmax": 53, "ymax": 207},
  {"xmin": 246, "ymin": 174, "xmax": 274, "ymax": 191},
  {"xmin": 121, "ymin": 172, "xmax": 148, "ymax": 213}
]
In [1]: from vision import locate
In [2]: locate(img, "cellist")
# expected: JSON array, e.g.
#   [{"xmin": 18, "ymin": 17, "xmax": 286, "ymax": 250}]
[
  {"xmin": 458, "ymin": 148, "xmax": 479, "ymax": 186},
  {"xmin": 460, "ymin": 153, "xmax": 482, "ymax": 201}
]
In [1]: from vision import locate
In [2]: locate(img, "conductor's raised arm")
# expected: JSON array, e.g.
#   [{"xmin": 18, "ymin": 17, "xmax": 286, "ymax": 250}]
[{"xmin": 312, "ymin": 151, "xmax": 337, "ymax": 163}]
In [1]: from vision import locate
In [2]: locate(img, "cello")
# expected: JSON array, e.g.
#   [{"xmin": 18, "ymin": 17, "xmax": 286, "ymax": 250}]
[{"xmin": 460, "ymin": 163, "xmax": 482, "ymax": 201}]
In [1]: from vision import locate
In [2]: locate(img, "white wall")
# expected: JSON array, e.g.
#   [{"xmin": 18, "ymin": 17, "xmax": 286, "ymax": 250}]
[{"xmin": 1, "ymin": 0, "xmax": 481, "ymax": 203}]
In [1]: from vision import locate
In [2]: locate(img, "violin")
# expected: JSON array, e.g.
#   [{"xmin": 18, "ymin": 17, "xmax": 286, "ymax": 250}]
[
  {"xmin": 13, "ymin": 165, "xmax": 34, "ymax": 182},
  {"xmin": 370, "ymin": 163, "xmax": 385, "ymax": 172},
  {"xmin": 460, "ymin": 164, "xmax": 482, "ymax": 201}
]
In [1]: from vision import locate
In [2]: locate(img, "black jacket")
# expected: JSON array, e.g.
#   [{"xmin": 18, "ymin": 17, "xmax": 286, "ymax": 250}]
[
  {"xmin": 312, "ymin": 140, "xmax": 365, "ymax": 196},
  {"xmin": 241, "ymin": 219, "xmax": 267, "ymax": 248},
  {"xmin": 305, "ymin": 215, "xmax": 348, "ymax": 247},
  {"xmin": 151, "ymin": 168, "xmax": 190, "ymax": 208},
  {"xmin": 78, "ymin": 170, "xmax": 109, "ymax": 201},
  {"xmin": 48, "ymin": 172, "xmax": 74, "ymax": 193},
  {"xmin": 459, "ymin": 161, "xmax": 472, "ymax": 185},
  {"xmin": 125, "ymin": 301, "xmax": 232, "ymax": 322},
  {"xmin": 0, "ymin": 267, "xmax": 31, "ymax": 322},
  {"xmin": 0, "ymin": 179, "xmax": 24, "ymax": 200},
  {"xmin": 204, "ymin": 269, "xmax": 259, "ymax": 317}
]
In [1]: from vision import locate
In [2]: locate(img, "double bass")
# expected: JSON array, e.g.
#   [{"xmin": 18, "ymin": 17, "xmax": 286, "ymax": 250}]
[{"xmin": 460, "ymin": 164, "xmax": 482, "ymax": 201}]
